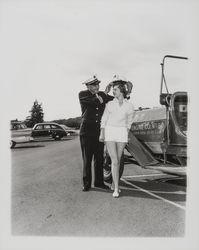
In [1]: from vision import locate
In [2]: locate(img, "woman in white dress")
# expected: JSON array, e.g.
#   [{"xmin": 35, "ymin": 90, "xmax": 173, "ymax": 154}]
[{"xmin": 99, "ymin": 80, "xmax": 134, "ymax": 198}]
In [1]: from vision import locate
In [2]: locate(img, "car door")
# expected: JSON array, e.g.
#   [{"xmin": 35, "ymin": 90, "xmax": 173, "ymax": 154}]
[
  {"xmin": 43, "ymin": 124, "xmax": 52, "ymax": 137},
  {"xmin": 32, "ymin": 124, "xmax": 44, "ymax": 137},
  {"xmin": 50, "ymin": 124, "xmax": 66, "ymax": 138},
  {"xmin": 50, "ymin": 124, "xmax": 61, "ymax": 137}
]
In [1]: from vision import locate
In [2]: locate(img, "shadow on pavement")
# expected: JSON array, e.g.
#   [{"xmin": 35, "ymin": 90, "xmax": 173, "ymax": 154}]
[
  {"xmin": 154, "ymin": 176, "xmax": 186, "ymax": 186},
  {"xmin": 32, "ymin": 137, "xmax": 74, "ymax": 142},
  {"xmin": 90, "ymin": 187, "xmax": 112, "ymax": 193},
  {"xmin": 119, "ymin": 179, "xmax": 186, "ymax": 202},
  {"xmin": 11, "ymin": 136, "xmax": 77, "ymax": 149},
  {"xmin": 12, "ymin": 145, "xmax": 45, "ymax": 149}
]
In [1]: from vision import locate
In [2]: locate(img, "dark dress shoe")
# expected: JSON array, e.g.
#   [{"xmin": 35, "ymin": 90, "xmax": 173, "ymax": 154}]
[
  {"xmin": 82, "ymin": 186, "xmax": 90, "ymax": 192},
  {"xmin": 94, "ymin": 183, "xmax": 109, "ymax": 190}
]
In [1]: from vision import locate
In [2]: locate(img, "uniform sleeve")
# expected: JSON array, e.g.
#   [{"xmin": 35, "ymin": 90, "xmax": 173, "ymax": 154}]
[
  {"xmin": 98, "ymin": 92, "xmax": 114, "ymax": 104},
  {"xmin": 127, "ymin": 103, "xmax": 134, "ymax": 129},
  {"xmin": 105, "ymin": 94, "xmax": 114, "ymax": 103},
  {"xmin": 79, "ymin": 91, "xmax": 100, "ymax": 106},
  {"xmin": 101, "ymin": 103, "xmax": 110, "ymax": 128}
]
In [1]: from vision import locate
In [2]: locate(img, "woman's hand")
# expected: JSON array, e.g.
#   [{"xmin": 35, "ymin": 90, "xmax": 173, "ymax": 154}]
[
  {"xmin": 99, "ymin": 136, "xmax": 104, "ymax": 142},
  {"xmin": 99, "ymin": 128, "xmax": 105, "ymax": 142}
]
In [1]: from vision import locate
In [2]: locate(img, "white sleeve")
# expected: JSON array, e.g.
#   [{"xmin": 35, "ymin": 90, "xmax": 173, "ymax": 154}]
[
  {"xmin": 101, "ymin": 103, "xmax": 110, "ymax": 128},
  {"xmin": 127, "ymin": 103, "xmax": 134, "ymax": 129}
]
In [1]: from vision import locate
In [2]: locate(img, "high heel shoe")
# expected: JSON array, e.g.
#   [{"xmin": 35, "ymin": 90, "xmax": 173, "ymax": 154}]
[
  {"xmin": 111, "ymin": 186, "xmax": 121, "ymax": 193},
  {"xmin": 112, "ymin": 191, "xmax": 119, "ymax": 198}
]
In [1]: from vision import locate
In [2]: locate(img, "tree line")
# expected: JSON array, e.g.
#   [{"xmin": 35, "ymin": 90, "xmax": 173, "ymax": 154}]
[{"xmin": 21, "ymin": 100, "xmax": 81, "ymax": 129}]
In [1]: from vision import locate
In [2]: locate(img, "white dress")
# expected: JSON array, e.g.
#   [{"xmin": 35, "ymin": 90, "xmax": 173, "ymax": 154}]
[{"xmin": 101, "ymin": 98, "xmax": 134, "ymax": 143}]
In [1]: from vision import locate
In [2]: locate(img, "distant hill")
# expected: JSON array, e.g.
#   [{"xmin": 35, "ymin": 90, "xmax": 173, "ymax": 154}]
[{"xmin": 51, "ymin": 116, "xmax": 81, "ymax": 129}]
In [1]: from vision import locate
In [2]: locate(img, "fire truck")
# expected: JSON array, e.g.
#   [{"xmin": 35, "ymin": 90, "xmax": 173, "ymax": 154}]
[{"xmin": 103, "ymin": 55, "xmax": 188, "ymax": 180}]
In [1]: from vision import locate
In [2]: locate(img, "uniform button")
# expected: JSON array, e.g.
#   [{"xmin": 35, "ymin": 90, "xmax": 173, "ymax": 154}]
[
  {"xmin": 96, "ymin": 114, "xmax": 98, "ymax": 116},
  {"xmin": 96, "ymin": 120, "xmax": 98, "ymax": 122},
  {"xmin": 96, "ymin": 107, "xmax": 99, "ymax": 110}
]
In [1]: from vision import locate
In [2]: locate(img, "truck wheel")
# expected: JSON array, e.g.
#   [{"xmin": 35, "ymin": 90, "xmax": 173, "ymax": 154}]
[
  {"xmin": 103, "ymin": 149, "xmax": 124, "ymax": 183},
  {"xmin": 10, "ymin": 140, "xmax": 16, "ymax": 149}
]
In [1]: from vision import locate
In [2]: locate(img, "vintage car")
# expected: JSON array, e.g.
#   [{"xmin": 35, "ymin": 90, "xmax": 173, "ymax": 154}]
[
  {"xmin": 31, "ymin": 122, "xmax": 75, "ymax": 140},
  {"xmin": 10, "ymin": 121, "xmax": 34, "ymax": 148},
  {"xmin": 103, "ymin": 55, "xmax": 188, "ymax": 181},
  {"xmin": 59, "ymin": 125, "xmax": 78, "ymax": 136}
]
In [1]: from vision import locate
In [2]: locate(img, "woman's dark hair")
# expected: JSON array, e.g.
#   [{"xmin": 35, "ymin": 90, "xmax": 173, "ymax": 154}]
[{"xmin": 113, "ymin": 81, "xmax": 128, "ymax": 99}]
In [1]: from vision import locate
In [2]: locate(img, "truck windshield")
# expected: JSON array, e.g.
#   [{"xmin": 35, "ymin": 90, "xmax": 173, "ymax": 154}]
[{"xmin": 173, "ymin": 95, "xmax": 187, "ymax": 134}]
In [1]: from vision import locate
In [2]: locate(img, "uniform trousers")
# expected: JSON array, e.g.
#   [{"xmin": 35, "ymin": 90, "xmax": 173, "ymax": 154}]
[{"xmin": 80, "ymin": 135, "xmax": 104, "ymax": 188}]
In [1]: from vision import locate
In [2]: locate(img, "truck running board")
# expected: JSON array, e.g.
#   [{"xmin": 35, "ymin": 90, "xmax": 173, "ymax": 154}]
[{"xmin": 126, "ymin": 131, "xmax": 159, "ymax": 167}]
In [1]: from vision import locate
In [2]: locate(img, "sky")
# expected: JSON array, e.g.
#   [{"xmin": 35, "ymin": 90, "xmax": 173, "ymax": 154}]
[{"xmin": 0, "ymin": 0, "xmax": 198, "ymax": 121}]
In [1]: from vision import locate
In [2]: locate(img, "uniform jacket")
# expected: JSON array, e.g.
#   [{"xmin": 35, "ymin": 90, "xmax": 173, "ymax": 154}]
[{"xmin": 79, "ymin": 90, "xmax": 113, "ymax": 136}]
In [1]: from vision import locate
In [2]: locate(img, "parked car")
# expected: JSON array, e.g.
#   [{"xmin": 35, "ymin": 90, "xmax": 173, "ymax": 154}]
[
  {"xmin": 31, "ymin": 122, "xmax": 71, "ymax": 140},
  {"xmin": 59, "ymin": 124, "xmax": 78, "ymax": 136},
  {"xmin": 10, "ymin": 121, "xmax": 33, "ymax": 148}
]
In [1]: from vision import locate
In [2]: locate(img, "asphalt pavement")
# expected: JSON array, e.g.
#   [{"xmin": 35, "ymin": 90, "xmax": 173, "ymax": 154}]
[{"xmin": 11, "ymin": 136, "xmax": 186, "ymax": 237}]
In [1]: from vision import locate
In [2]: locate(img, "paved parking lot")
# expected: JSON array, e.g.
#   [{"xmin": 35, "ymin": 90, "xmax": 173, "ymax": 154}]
[{"xmin": 11, "ymin": 136, "xmax": 186, "ymax": 237}]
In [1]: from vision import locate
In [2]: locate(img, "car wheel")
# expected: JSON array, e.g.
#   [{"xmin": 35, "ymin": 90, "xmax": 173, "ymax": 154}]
[
  {"xmin": 10, "ymin": 140, "xmax": 16, "ymax": 149},
  {"xmin": 103, "ymin": 148, "xmax": 124, "ymax": 183},
  {"xmin": 54, "ymin": 134, "xmax": 62, "ymax": 140}
]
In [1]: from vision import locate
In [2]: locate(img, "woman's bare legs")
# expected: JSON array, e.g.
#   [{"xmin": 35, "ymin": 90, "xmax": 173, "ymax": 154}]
[
  {"xmin": 116, "ymin": 142, "xmax": 126, "ymax": 191},
  {"xmin": 106, "ymin": 141, "xmax": 126, "ymax": 197},
  {"xmin": 116, "ymin": 142, "xmax": 126, "ymax": 163},
  {"xmin": 106, "ymin": 142, "xmax": 119, "ymax": 195}
]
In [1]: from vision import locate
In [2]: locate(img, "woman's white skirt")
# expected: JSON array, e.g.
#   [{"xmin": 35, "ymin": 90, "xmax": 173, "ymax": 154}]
[{"xmin": 104, "ymin": 126, "xmax": 128, "ymax": 143}]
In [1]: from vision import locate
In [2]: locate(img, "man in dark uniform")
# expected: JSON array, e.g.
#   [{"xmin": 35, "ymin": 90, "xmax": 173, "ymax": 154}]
[{"xmin": 79, "ymin": 76, "xmax": 113, "ymax": 191}]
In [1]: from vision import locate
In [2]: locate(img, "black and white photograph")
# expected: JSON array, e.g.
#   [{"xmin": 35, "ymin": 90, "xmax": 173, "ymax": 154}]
[{"xmin": 0, "ymin": 0, "xmax": 198, "ymax": 249}]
